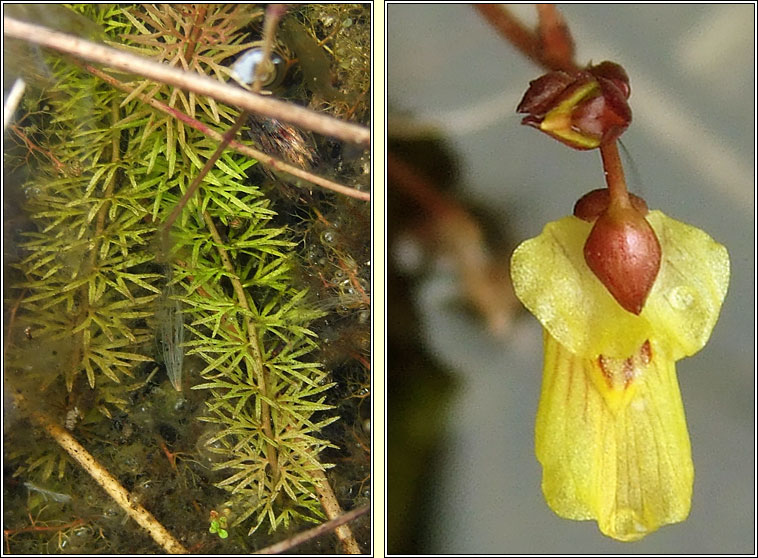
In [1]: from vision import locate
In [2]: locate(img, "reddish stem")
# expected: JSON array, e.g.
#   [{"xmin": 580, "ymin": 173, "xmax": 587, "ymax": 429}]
[
  {"xmin": 536, "ymin": 4, "xmax": 577, "ymax": 71},
  {"xmin": 475, "ymin": 5, "xmax": 543, "ymax": 68},
  {"xmin": 475, "ymin": 4, "xmax": 579, "ymax": 72},
  {"xmin": 9, "ymin": 124, "xmax": 66, "ymax": 174},
  {"xmin": 4, "ymin": 518, "xmax": 87, "ymax": 536},
  {"xmin": 599, "ymin": 141, "xmax": 631, "ymax": 208}
]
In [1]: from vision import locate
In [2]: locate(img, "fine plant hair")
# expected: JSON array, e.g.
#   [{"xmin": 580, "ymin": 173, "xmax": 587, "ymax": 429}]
[{"xmin": 6, "ymin": 4, "xmax": 367, "ymax": 538}]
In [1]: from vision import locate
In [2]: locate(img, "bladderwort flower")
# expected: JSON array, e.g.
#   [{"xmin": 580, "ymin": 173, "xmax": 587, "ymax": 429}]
[
  {"xmin": 512, "ymin": 50, "xmax": 730, "ymax": 541},
  {"xmin": 510, "ymin": 189, "xmax": 729, "ymax": 540},
  {"xmin": 513, "ymin": 48, "xmax": 731, "ymax": 540}
]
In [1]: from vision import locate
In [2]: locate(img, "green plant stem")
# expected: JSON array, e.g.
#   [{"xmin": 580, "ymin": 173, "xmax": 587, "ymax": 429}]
[
  {"xmin": 201, "ymin": 210, "xmax": 279, "ymax": 482},
  {"xmin": 599, "ymin": 140, "xmax": 631, "ymax": 208},
  {"xmin": 69, "ymin": 99, "xmax": 122, "ymax": 390},
  {"xmin": 163, "ymin": 5, "xmax": 292, "ymax": 482}
]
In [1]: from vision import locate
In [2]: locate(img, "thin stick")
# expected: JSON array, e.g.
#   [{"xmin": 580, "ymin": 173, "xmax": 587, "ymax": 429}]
[
  {"xmin": 159, "ymin": 111, "xmax": 248, "ymax": 235},
  {"xmin": 12, "ymin": 393, "xmax": 188, "ymax": 554},
  {"xmin": 254, "ymin": 504, "xmax": 369, "ymax": 554},
  {"xmin": 312, "ymin": 469, "xmax": 363, "ymax": 554},
  {"xmin": 252, "ymin": 4, "xmax": 288, "ymax": 95},
  {"xmin": 3, "ymin": 77, "xmax": 26, "ymax": 130},
  {"xmin": 2, "ymin": 16, "xmax": 370, "ymax": 146},
  {"xmin": 82, "ymin": 63, "xmax": 369, "ymax": 201}
]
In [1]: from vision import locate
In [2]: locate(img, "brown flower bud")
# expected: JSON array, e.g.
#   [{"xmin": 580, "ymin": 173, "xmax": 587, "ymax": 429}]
[
  {"xmin": 582, "ymin": 202, "xmax": 661, "ymax": 315},
  {"xmin": 517, "ymin": 61, "xmax": 632, "ymax": 150},
  {"xmin": 587, "ymin": 61, "xmax": 631, "ymax": 99},
  {"xmin": 516, "ymin": 70, "xmax": 576, "ymax": 116}
]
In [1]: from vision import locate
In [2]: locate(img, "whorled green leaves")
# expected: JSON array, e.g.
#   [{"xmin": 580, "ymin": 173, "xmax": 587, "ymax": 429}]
[
  {"xmin": 10, "ymin": 4, "xmax": 339, "ymax": 535},
  {"xmin": 173, "ymin": 178, "xmax": 338, "ymax": 533},
  {"xmin": 13, "ymin": 64, "xmax": 160, "ymax": 393}
]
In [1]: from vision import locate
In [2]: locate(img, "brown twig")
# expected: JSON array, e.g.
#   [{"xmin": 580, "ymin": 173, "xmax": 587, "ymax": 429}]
[
  {"xmin": 11, "ymin": 392, "xmax": 188, "ymax": 554},
  {"xmin": 312, "ymin": 469, "xmax": 363, "ymax": 554},
  {"xmin": 2, "ymin": 16, "xmax": 370, "ymax": 146},
  {"xmin": 81, "ymin": 63, "xmax": 369, "ymax": 201},
  {"xmin": 251, "ymin": 4, "xmax": 288, "ymax": 95},
  {"xmin": 254, "ymin": 504, "xmax": 369, "ymax": 554}
]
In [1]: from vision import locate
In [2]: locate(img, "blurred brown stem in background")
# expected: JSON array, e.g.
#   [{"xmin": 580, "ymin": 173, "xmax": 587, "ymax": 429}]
[
  {"xmin": 388, "ymin": 151, "xmax": 518, "ymax": 337},
  {"xmin": 475, "ymin": 4, "xmax": 578, "ymax": 72}
]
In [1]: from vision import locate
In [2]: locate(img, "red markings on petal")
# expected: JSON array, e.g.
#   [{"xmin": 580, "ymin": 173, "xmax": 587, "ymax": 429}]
[{"xmin": 597, "ymin": 339, "xmax": 652, "ymax": 389}]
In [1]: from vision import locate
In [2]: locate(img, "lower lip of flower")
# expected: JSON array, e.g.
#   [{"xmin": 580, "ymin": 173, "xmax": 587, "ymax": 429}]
[{"xmin": 536, "ymin": 332, "xmax": 693, "ymax": 541}]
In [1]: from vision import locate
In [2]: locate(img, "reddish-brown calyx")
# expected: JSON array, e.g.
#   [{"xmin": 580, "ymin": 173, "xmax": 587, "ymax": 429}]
[{"xmin": 574, "ymin": 142, "xmax": 662, "ymax": 315}]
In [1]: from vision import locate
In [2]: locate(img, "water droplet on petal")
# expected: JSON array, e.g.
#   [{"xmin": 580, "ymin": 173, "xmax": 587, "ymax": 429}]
[{"xmin": 668, "ymin": 285, "xmax": 695, "ymax": 310}]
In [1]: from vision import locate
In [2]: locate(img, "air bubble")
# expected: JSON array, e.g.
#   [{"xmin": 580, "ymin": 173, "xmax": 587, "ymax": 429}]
[{"xmin": 321, "ymin": 230, "xmax": 336, "ymax": 245}]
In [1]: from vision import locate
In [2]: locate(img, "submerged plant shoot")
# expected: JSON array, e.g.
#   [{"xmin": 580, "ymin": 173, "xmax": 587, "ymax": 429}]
[{"xmin": 4, "ymin": 4, "xmax": 370, "ymax": 553}]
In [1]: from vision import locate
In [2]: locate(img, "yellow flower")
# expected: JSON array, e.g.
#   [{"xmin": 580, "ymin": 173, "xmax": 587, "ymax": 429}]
[{"xmin": 511, "ymin": 210, "xmax": 729, "ymax": 541}]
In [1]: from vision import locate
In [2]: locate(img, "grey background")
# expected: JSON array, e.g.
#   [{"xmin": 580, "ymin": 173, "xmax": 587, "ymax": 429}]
[{"xmin": 388, "ymin": 3, "xmax": 755, "ymax": 553}]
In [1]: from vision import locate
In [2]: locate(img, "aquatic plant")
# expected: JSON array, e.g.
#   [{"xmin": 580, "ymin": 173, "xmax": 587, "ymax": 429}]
[{"xmin": 5, "ymin": 3, "xmax": 369, "ymax": 548}]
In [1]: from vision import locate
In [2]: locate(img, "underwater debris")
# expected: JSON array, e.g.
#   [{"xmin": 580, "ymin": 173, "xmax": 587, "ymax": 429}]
[
  {"xmin": 23, "ymin": 481, "xmax": 72, "ymax": 504},
  {"xmin": 156, "ymin": 283, "xmax": 184, "ymax": 392}
]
